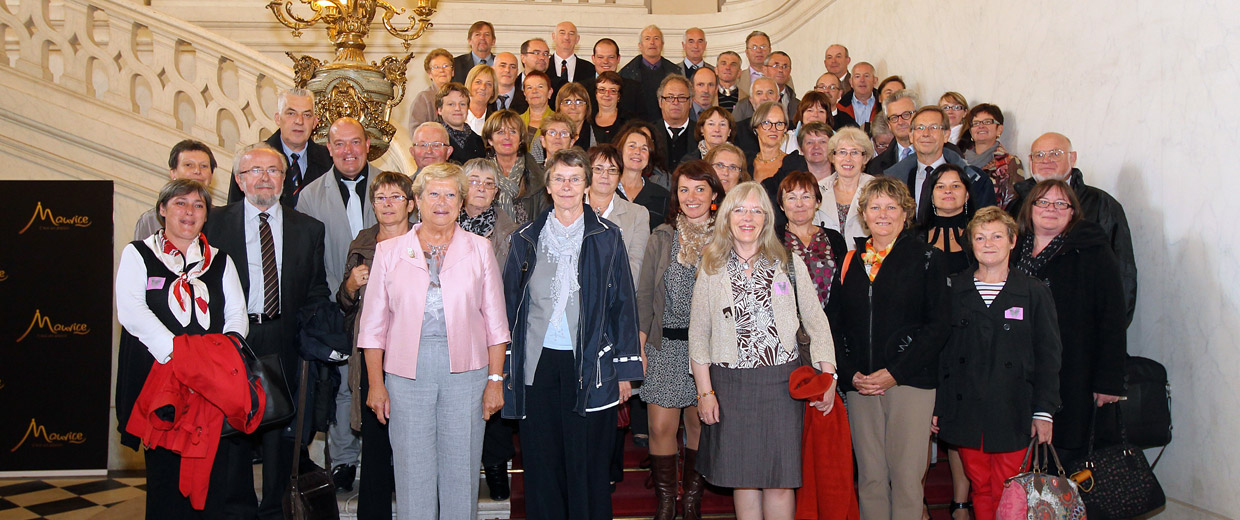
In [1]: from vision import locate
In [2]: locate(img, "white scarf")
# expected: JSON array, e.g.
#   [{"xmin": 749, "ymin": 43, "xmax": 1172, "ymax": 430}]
[
  {"xmin": 143, "ymin": 230, "xmax": 215, "ymax": 329},
  {"xmin": 539, "ymin": 210, "xmax": 584, "ymax": 333}
]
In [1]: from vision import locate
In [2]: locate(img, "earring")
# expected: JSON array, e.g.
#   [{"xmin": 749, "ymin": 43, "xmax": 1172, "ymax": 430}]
[{"xmin": 710, "ymin": 203, "xmax": 718, "ymax": 212}]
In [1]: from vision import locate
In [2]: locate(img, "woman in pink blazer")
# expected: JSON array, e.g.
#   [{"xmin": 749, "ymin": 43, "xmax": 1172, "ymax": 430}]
[{"xmin": 356, "ymin": 163, "xmax": 511, "ymax": 519}]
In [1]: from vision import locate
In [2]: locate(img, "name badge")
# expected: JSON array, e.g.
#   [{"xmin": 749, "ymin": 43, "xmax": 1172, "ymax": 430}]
[
  {"xmin": 146, "ymin": 277, "xmax": 166, "ymax": 290},
  {"xmin": 773, "ymin": 280, "xmax": 791, "ymax": 295},
  {"xmin": 1004, "ymin": 307, "xmax": 1024, "ymax": 320}
]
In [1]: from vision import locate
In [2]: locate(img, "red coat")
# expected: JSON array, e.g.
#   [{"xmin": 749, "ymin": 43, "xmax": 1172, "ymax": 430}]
[
  {"xmin": 789, "ymin": 366, "xmax": 859, "ymax": 520},
  {"xmin": 126, "ymin": 333, "xmax": 265, "ymax": 509}
]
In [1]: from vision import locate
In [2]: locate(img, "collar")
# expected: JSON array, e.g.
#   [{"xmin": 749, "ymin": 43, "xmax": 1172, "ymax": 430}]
[
  {"xmin": 718, "ymin": 84, "xmax": 737, "ymax": 96},
  {"xmin": 642, "ymin": 56, "xmax": 663, "ymax": 69},
  {"xmin": 852, "ymin": 94, "xmax": 875, "ymax": 107},
  {"xmin": 517, "ymin": 204, "xmax": 609, "ymax": 245},
  {"xmin": 584, "ymin": 193, "xmax": 616, "ymax": 218},
  {"xmin": 664, "ymin": 119, "xmax": 689, "ymax": 135},
  {"xmin": 279, "ymin": 138, "xmax": 307, "ymax": 158},
  {"xmin": 244, "ymin": 197, "xmax": 283, "ymax": 222},
  {"xmin": 555, "ymin": 52, "xmax": 576, "ymax": 64},
  {"xmin": 917, "ymin": 154, "xmax": 947, "ymax": 173},
  {"xmin": 684, "ymin": 58, "xmax": 704, "ymax": 69},
  {"xmin": 473, "ymin": 51, "xmax": 494, "ymax": 64},
  {"xmin": 748, "ymin": 67, "xmax": 763, "ymax": 77}
]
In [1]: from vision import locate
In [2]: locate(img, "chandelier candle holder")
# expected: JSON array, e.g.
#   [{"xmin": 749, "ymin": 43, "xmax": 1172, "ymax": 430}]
[{"xmin": 268, "ymin": 0, "xmax": 438, "ymax": 160}]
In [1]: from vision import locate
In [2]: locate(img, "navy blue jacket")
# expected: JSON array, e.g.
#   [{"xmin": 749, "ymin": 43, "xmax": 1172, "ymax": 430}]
[
  {"xmin": 501, "ymin": 206, "xmax": 643, "ymax": 418},
  {"xmin": 885, "ymin": 148, "xmax": 998, "ymax": 214}
]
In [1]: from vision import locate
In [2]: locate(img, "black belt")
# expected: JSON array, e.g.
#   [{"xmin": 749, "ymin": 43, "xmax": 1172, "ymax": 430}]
[
  {"xmin": 249, "ymin": 313, "xmax": 280, "ymax": 324},
  {"xmin": 662, "ymin": 327, "xmax": 689, "ymax": 341}
]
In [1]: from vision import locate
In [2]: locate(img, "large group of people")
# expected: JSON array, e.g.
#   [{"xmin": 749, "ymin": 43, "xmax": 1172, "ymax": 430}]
[{"xmin": 114, "ymin": 18, "xmax": 1138, "ymax": 520}]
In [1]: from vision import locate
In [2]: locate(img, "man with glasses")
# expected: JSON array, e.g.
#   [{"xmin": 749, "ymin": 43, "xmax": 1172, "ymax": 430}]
[
  {"xmin": 836, "ymin": 62, "xmax": 881, "ymax": 134},
  {"xmin": 764, "ymin": 51, "xmax": 796, "ymax": 114},
  {"xmin": 867, "ymin": 89, "xmax": 918, "ymax": 174},
  {"xmin": 738, "ymin": 31, "xmax": 770, "ymax": 90},
  {"xmin": 654, "ymin": 75, "xmax": 694, "ymax": 170},
  {"xmin": 410, "ymin": 122, "xmax": 456, "ymax": 176},
  {"xmin": 452, "ymin": 21, "xmax": 496, "ymax": 84},
  {"xmin": 591, "ymin": 38, "xmax": 643, "ymax": 117},
  {"xmin": 814, "ymin": 72, "xmax": 859, "ymax": 130},
  {"xmin": 519, "ymin": 38, "xmax": 554, "ymax": 98},
  {"xmin": 1010, "ymin": 132, "xmax": 1138, "ymax": 324},
  {"xmin": 228, "ymin": 88, "xmax": 331, "ymax": 207},
  {"xmin": 620, "ymin": 25, "xmax": 679, "ymax": 122},
  {"xmin": 295, "ymin": 117, "xmax": 380, "ymax": 493},
  {"xmin": 884, "ymin": 106, "xmax": 996, "ymax": 213},
  {"xmin": 206, "ymin": 142, "xmax": 331, "ymax": 519},
  {"xmin": 823, "ymin": 44, "xmax": 852, "ymax": 95}
]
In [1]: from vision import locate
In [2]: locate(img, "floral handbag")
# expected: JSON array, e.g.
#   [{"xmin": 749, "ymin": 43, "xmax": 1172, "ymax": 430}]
[{"xmin": 997, "ymin": 439, "xmax": 1088, "ymax": 520}]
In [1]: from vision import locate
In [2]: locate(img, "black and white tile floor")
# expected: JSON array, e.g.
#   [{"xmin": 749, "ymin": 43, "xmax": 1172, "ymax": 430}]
[{"xmin": 0, "ymin": 474, "xmax": 146, "ymax": 520}]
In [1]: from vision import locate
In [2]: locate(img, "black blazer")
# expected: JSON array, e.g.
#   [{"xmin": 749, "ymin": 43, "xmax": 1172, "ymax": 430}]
[
  {"xmin": 759, "ymin": 152, "xmax": 810, "ymax": 234},
  {"xmin": 619, "ymin": 56, "xmax": 680, "ymax": 123},
  {"xmin": 228, "ymin": 131, "xmax": 333, "ymax": 207},
  {"xmin": 495, "ymin": 87, "xmax": 528, "ymax": 114},
  {"xmin": 204, "ymin": 203, "xmax": 332, "ymax": 386},
  {"xmin": 549, "ymin": 56, "xmax": 595, "ymax": 87},
  {"xmin": 652, "ymin": 122, "xmax": 692, "ymax": 172},
  {"xmin": 836, "ymin": 231, "xmax": 952, "ymax": 390},
  {"xmin": 866, "ymin": 142, "xmax": 899, "ymax": 176},
  {"xmin": 449, "ymin": 130, "xmax": 488, "ymax": 164},
  {"xmin": 936, "ymin": 270, "xmax": 1063, "ymax": 453}
]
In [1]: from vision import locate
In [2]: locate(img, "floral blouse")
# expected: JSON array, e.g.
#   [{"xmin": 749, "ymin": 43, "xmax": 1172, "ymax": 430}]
[
  {"xmin": 724, "ymin": 252, "xmax": 798, "ymax": 369},
  {"xmin": 784, "ymin": 228, "xmax": 837, "ymax": 307}
]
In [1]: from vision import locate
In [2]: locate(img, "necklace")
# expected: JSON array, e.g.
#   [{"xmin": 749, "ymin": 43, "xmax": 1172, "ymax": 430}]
[
  {"xmin": 424, "ymin": 242, "xmax": 449, "ymax": 258},
  {"xmin": 736, "ymin": 250, "xmax": 759, "ymax": 270},
  {"xmin": 755, "ymin": 151, "xmax": 784, "ymax": 164}
]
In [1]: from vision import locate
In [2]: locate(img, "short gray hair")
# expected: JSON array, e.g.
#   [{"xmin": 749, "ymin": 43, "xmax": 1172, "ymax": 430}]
[
  {"xmin": 232, "ymin": 142, "xmax": 287, "ymax": 178},
  {"xmin": 883, "ymin": 89, "xmax": 921, "ymax": 118},
  {"xmin": 276, "ymin": 88, "xmax": 314, "ymax": 114}
]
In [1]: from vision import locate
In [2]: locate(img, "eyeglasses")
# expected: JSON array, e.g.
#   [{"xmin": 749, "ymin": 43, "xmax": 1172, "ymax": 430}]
[
  {"xmin": 596, "ymin": 86, "xmax": 619, "ymax": 95},
  {"xmin": 759, "ymin": 120, "xmax": 787, "ymax": 130},
  {"xmin": 660, "ymin": 95, "xmax": 691, "ymax": 104},
  {"xmin": 242, "ymin": 166, "xmax": 283, "ymax": 177},
  {"xmin": 543, "ymin": 130, "xmax": 573, "ymax": 139},
  {"xmin": 815, "ymin": 84, "xmax": 842, "ymax": 92},
  {"xmin": 373, "ymin": 195, "xmax": 408, "ymax": 204},
  {"xmin": 940, "ymin": 104, "xmax": 965, "ymax": 111},
  {"xmin": 468, "ymin": 179, "xmax": 498, "ymax": 190},
  {"xmin": 912, "ymin": 124, "xmax": 947, "ymax": 132},
  {"xmin": 767, "ymin": 63, "xmax": 790, "ymax": 71},
  {"xmin": 887, "ymin": 111, "xmax": 914, "ymax": 123},
  {"xmin": 834, "ymin": 149, "xmax": 864, "ymax": 158},
  {"xmin": 1031, "ymin": 149, "xmax": 1068, "ymax": 160},
  {"xmin": 522, "ymin": 50, "xmax": 551, "ymax": 57},
  {"xmin": 1033, "ymin": 199, "xmax": 1073, "ymax": 210},
  {"xmin": 413, "ymin": 142, "xmax": 448, "ymax": 150},
  {"xmin": 731, "ymin": 207, "xmax": 765, "ymax": 216},
  {"xmin": 748, "ymin": 44, "xmax": 770, "ymax": 51},
  {"xmin": 712, "ymin": 162, "xmax": 742, "ymax": 174},
  {"xmin": 591, "ymin": 165, "xmax": 620, "ymax": 176},
  {"xmin": 970, "ymin": 118, "xmax": 998, "ymax": 128},
  {"xmin": 561, "ymin": 99, "xmax": 588, "ymax": 106},
  {"xmin": 429, "ymin": 63, "xmax": 453, "ymax": 71},
  {"xmin": 549, "ymin": 175, "xmax": 585, "ymax": 186}
]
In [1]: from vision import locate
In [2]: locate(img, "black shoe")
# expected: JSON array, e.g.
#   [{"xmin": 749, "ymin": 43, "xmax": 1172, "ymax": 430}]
[
  {"xmin": 331, "ymin": 463, "xmax": 356, "ymax": 492},
  {"xmin": 484, "ymin": 464, "xmax": 510, "ymax": 500}
]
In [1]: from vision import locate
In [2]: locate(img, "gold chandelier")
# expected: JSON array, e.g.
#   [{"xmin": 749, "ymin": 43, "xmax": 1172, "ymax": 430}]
[{"xmin": 268, "ymin": 0, "xmax": 439, "ymax": 160}]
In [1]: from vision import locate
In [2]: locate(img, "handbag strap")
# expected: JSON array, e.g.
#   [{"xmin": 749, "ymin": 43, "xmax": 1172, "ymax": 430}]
[
  {"xmin": 785, "ymin": 260, "xmax": 804, "ymax": 324},
  {"xmin": 840, "ymin": 249, "xmax": 855, "ymax": 283},
  {"xmin": 1085, "ymin": 400, "xmax": 1130, "ymax": 456}
]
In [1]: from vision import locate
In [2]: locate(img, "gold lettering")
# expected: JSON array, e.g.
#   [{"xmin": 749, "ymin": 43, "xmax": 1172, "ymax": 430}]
[
  {"xmin": 16, "ymin": 310, "xmax": 90, "ymax": 342},
  {"xmin": 0, "ymin": 270, "xmax": 7, "ymax": 281},
  {"xmin": 10, "ymin": 419, "xmax": 86, "ymax": 452},
  {"xmin": 18, "ymin": 202, "xmax": 92, "ymax": 234}
]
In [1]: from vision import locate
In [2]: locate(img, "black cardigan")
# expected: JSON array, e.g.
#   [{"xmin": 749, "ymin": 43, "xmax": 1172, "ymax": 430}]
[
  {"xmin": 836, "ymin": 231, "xmax": 951, "ymax": 390},
  {"xmin": 935, "ymin": 270, "xmax": 1063, "ymax": 453}
]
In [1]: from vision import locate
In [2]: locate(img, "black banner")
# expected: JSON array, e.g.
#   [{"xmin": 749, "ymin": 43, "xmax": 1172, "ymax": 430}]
[{"xmin": 0, "ymin": 181, "xmax": 113, "ymax": 474}]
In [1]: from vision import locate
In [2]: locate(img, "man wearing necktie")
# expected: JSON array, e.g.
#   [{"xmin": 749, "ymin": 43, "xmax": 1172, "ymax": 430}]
[
  {"xmin": 654, "ymin": 75, "xmax": 694, "ymax": 171},
  {"xmin": 227, "ymin": 88, "xmax": 332, "ymax": 207},
  {"xmin": 492, "ymin": 52, "xmax": 526, "ymax": 113},
  {"xmin": 294, "ymin": 117, "xmax": 378, "ymax": 491},
  {"xmin": 678, "ymin": 27, "xmax": 713, "ymax": 78},
  {"xmin": 866, "ymin": 90, "xmax": 918, "ymax": 176},
  {"xmin": 205, "ymin": 143, "xmax": 331, "ymax": 519},
  {"xmin": 883, "ymin": 106, "xmax": 996, "ymax": 214},
  {"xmin": 715, "ymin": 51, "xmax": 744, "ymax": 110},
  {"xmin": 453, "ymin": 21, "xmax": 496, "ymax": 84},
  {"xmin": 549, "ymin": 21, "xmax": 595, "ymax": 90}
]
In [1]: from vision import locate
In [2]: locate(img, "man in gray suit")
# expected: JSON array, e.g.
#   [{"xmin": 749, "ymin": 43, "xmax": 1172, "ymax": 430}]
[
  {"xmin": 678, "ymin": 27, "xmax": 713, "ymax": 78},
  {"xmin": 293, "ymin": 116, "xmax": 378, "ymax": 491}
]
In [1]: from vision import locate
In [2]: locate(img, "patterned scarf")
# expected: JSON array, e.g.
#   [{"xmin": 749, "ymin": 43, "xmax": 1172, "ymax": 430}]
[
  {"xmin": 861, "ymin": 237, "xmax": 895, "ymax": 281},
  {"xmin": 1015, "ymin": 231, "xmax": 1067, "ymax": 278},
  {"xmin": 441, "ymin": 118, "xmax": 471, "ymax": 150},
  {"xmin": 494, "ymin": 156, "xmax": 524, "ymax": 220},
  {"xmin": 458, "ymin": 205, "xmax": 497, "ymax": 238},
  {"xmin": 676, "ymin": 214, "xmax": 714, "ymax": 266},
  {"xmin": 539, "ymin": 210, "xmax": 585, "ymax": 334},
  {"xmin": 144, "ymin": 230, "xmax": 214, "ymax": 329}
]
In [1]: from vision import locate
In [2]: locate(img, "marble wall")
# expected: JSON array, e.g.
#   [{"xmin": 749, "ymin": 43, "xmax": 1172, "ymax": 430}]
[{"xmin": 773, "ymin": 0, "xmax": 1240, "ymax": 517}]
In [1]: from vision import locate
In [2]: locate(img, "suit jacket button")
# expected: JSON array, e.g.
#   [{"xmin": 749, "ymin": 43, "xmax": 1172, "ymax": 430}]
[{"xmin": 1003, "ymin": 324, "xmax": 1011, "ymax": 331}]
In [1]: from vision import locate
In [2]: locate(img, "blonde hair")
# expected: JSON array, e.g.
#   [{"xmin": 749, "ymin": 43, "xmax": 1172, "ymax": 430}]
[
  {"xmin": 857, "ymin": 176, "xmax": 915, "ymax": 234},
  {"xmin": 700, "ymin": 181, "xmax": 788, "ymax": 274},
  {"xmin": 411, "ymin": 162, "xmax": 468, "ymax": 200}
]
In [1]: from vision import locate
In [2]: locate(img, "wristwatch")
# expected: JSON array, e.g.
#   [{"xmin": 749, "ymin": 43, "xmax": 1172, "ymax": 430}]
[{"xmin": 487, "ymin": 374, "xmax": 504, "ymax": 382}]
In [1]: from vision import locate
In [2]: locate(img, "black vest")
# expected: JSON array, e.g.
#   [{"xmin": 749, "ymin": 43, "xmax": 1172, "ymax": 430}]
[{"xmin": 114, "ymin": 240, "xmax": 229, "ymax": 449}]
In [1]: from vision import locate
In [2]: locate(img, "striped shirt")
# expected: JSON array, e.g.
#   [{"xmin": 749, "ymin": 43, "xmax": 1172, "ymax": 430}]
[{"xmin": 974, "ymin": 278, "xmax": 1005, "ymax": 307}]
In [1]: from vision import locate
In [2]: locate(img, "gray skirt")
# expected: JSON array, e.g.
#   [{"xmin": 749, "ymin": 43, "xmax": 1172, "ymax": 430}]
[{"xmin": 696, "ymin": 361, "xmax": 803, "ymax": 489}]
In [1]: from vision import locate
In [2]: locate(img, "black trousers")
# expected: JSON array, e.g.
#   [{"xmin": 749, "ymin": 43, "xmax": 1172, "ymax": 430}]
[
  {"xmin": 145, "ymin": 441, "xmax": 249, "ymax": 520},
  {"xmin": 236, "ymin": 319, "xmax": 297, "ymax": 520},
  {"xmin": 357, "ymin": 355, "xmax": 395, "ymax": 520},
  {"xmin": 482, "ymin": 415, "xmax": 517, "ymax": 466},
  {"xmin": 521, "ymin": 349, "xmax": 617, "ymax": 520}
]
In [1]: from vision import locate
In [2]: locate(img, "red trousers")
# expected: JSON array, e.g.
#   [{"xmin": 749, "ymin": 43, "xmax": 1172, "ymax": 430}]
[{"xmin": 957, "ymin": 446, "xmax": 1025, "ymax": 520}]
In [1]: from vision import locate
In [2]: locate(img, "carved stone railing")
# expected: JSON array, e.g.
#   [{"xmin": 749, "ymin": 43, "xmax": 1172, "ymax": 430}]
[{"xmin": 0, "ymin": 0, "xmax": 292, "ymax": 153}]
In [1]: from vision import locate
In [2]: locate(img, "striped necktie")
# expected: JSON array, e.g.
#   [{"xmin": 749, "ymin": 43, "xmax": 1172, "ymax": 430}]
[{"xmin": 258, "ymin": 212, "xmax": 280, "ymax": 316}]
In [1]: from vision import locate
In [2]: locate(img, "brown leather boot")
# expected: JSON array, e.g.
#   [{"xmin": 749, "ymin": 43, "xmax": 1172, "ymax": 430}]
[
  {"xmin": 650, "ymin": 454, "xmax": 679, "ymax": 520},
  {"xmin": 681, "ymin": 448, "xmax": 706, "ymax": 520}
]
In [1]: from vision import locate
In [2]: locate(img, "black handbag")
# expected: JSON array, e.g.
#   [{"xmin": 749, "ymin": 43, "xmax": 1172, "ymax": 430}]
[
  {"xmin": 1067, "ymin": 406, "xmax": 1166, "ymax": 519},
  {"xmin": 220, "ymin": 333, "xmax": 295, "ymax": 437},
  {"xmin": 1097, "ymin": 355, "xmax": 1172, "ymax": 449},
  {"xmin": 283, "ymin": 358, "xmax": 340, "ymax": 520}
]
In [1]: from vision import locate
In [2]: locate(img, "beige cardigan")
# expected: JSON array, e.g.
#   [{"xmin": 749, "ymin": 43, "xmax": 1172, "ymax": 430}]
[{"xmin": 688, "ymin": 253, "xmax": 835, "ymax": 367}]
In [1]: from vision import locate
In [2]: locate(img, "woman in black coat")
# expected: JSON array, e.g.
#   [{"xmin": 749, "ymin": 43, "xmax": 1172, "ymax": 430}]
[
  {"xmin": 933, "ymin": 207, "xmax": 1062, "ymax": 520},
  {"xmin": 836, "ymin": 176, "xmax": 951, "ymax": 520},
  {"xmin": 1012, "ymin": 179, "xmax": 1127, "ymax": 463}
]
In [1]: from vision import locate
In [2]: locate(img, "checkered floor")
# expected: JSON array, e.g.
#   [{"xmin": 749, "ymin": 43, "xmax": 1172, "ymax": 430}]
[{"xmin": 0, "ymin": 475, "xmax": 145, "ymax": 520}]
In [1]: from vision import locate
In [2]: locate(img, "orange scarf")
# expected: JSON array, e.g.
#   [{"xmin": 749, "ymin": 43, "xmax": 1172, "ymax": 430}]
[{"xmin": 860, "ymin": 238, "xmax": 894, "ymax": 281}]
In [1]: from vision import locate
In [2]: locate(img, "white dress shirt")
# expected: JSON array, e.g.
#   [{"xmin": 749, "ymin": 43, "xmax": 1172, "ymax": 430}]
[
  {"xmin": 115, "ymin": 242, "xmax": 248, "ymax": 363},
  {"xmin": 914, "ymin": 155, "xmax": 947, "ymax": 206},
  {"xmin": 555, "ymin": 53, "xmax": 578, "ymax": 81},
  {"xmin": 243, "ymin": 200, "xmax": 284, "ymax": 315}
]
